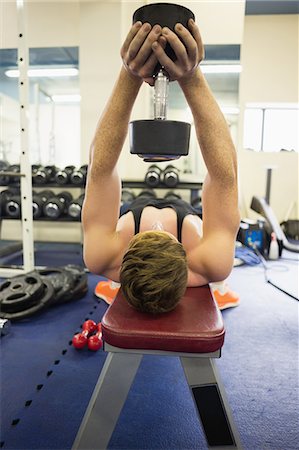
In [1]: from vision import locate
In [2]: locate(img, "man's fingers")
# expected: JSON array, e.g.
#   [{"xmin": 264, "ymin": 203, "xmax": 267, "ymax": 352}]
[
  {"xmin": 121, "ymin": 21, "xmax": 142, "ymax": 57},
  {"xmin": 127, "ymin": 22, "xmax": 152, "ymax": 62},
  {"xmin": 152, "ymin": 40, "xmax": 178, "ymax": 79},
  {"xmin": 132, "ymin": 24, "xmax": 162, "ymax": 68},
  {"xmin": 174, "ymin": 23, "xmax": 198, "ymax": 63},
  {"xmin": 187, "ymin": 19, "xmax": 204, "ymax": 60},
  {"xmin": 139, "ymin": 35, "xmax": 166, "ymax": 79},
  {"xmin": 161, "ymin": 27, "xmax": 189, "ymax": 67}
]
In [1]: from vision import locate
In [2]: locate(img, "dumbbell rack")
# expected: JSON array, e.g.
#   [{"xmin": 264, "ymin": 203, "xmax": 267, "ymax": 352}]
[{"xmin": 122, "ymin": 180, "xmax": 202, "ymax": 204}]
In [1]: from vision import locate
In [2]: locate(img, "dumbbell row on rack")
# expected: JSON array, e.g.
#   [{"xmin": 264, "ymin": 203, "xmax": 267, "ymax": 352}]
[
  {"xmin": 0, "ymin": 189, "xmax": 84, "ymax": 221},
  {"xmin": 121, "ymin": 188, "xmax": 202, "ymax": 214},
  {"xmin": 0, "ymin": 161, "xmax": 88, "ymax": 186},
  {"xmin": 144, "ymin": 164, "xmax": 180, "ymax": 188}
]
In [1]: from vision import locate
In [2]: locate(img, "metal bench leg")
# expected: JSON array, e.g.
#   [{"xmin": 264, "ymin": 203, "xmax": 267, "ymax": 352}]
[
  {"xmin": 180, "ymin": 357, "xmax": 242, "ymax": 450},
  {"xmin": 72, "ymin": 352, "xmax": 142, "ymax": 450}
]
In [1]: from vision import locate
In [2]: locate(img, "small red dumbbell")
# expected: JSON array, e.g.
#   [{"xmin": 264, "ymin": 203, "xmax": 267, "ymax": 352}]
[
  {"xmin": 88, "ymin": 322, "xmax": 103, "ymax": 351},
  {"xmin": 72, "ymin": 320, "xmax": 97, "ymax": 349}
]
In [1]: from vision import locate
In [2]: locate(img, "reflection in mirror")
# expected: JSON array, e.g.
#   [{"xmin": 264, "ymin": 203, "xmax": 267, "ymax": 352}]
[{"xmin": 0, "ymin": 46, "xmax": 80, "ymax": 168}]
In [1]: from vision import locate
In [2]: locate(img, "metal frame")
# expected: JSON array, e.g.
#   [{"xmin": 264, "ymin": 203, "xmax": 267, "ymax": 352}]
[
  {"xmin": 0, "ymin": 0, "xmax": 35, "ymax": 278},
  {"xmin": 72, "ymin": 346, "xmax": 242, "ymax": 450}
]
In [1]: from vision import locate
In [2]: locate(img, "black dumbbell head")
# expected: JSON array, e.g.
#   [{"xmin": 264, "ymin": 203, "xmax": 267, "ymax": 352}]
[{"xmin": 133, "ymin": 3, "xmax": 195, "ymax": 75}]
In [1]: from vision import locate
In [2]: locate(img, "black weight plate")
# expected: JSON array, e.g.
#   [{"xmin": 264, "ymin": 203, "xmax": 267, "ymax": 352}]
[
  {"xmin": 59, "ymin": 265, "xmax": 88, "ymax": 303},
  {"xmin": 0, "ymin": 271, "xmax": 44, "ymax": 313},
  {"xmin": 38, "ymin": 267, "xmax": 75, "ymax": 305},
  {"xmin": 0, "ymin": 279, "xmax": 55, "ymax": 321}
]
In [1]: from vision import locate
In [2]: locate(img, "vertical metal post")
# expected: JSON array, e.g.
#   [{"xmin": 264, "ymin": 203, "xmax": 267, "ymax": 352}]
[
  {"xmin": 17, "ymin": 0, "xmax": 35, "ymax": 272},
  {"xmin": 265, "ymin": 167, "xmax": 272, "ymax": 205}
]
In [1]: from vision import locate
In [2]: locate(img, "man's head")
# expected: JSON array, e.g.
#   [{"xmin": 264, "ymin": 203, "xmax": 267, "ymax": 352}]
[{"xmin": 120, "ymin": 230, "xmax": 188, "ymax": 314}]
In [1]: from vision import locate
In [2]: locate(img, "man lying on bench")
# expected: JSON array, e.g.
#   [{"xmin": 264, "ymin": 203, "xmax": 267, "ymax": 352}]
[{"xmin": 82, "ymin": 19, "xmax": 240, "ymax": 313}]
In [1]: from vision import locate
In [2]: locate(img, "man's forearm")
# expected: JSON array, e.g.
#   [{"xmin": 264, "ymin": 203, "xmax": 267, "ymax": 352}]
[
  {"xmin": 89, "ymin": 67, "xmax": 142, "ymax": 178},
  {"xmin": 179, "ymin": 68, "xmax": 237, "ymax": 184}
]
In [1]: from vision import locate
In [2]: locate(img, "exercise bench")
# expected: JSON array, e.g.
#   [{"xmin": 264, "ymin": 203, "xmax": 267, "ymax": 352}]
[{"xmin": 72, "ymin": 285, "xmax": 242, "ymax": 449}]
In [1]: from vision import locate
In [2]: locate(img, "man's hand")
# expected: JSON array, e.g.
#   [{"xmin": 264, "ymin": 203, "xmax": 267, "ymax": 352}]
[
  {"xmin": 121, "ymin": 21, "xmax": 166, "ymax": 86},
  {"xmin": 151, "ymin": 19, "xmax": 204, "ymax": 82}
]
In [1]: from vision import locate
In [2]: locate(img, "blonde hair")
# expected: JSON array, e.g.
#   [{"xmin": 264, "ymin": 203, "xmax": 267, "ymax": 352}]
[{"xmin": 120, "ymin": 231, "xmax": 188, "ymax": 314}]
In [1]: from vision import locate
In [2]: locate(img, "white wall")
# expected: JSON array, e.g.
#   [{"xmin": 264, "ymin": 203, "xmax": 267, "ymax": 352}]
[{"xmin": 238, "ymin": 14, "xmax": 299, "ymax": 221}]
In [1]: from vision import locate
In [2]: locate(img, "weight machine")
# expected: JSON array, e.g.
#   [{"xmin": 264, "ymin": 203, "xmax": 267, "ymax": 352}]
[{"xmin": 251, "ymin": 166, "xmax": 299, "ymax": 254}]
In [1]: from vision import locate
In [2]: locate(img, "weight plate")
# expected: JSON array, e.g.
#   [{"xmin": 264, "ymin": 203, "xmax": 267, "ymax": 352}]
[
  {"xmin": 0, "ymin": 279, "xmax": 55, "ymax": 321},
  {"xmin": 61, "ymin": 265, "xmax": 88, "ymax": 303},
  {"xmin": 0, "ymin": 271, "xmax": 45, "ymax": 313},
  {"xmin": 38, "ymin": 267, "xmax": 75, "ymax": 305}
]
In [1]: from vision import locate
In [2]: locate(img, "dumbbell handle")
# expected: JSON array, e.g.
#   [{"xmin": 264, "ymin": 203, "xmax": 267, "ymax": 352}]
[{"xmin": 154, "ymin": 69, "xmax": 169, "ymax": 120}]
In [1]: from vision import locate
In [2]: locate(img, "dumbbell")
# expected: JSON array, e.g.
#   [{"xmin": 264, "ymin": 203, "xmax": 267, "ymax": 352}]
[
  {"xmin": 32, "ymin": 190, "xmax": 54, "ymax": 219},
  {"xmin": 72, "ymin": 320, "xmax": 97, "ymax": 349},
  {"xmin": 129, "ymin": 3, "xmax": 194, "ymax": 162},
  {"xmin": 145, "ymin": 165, "xmax": 163, "ymax": 188},
  {"xmin": 32, "ymin": 165, "xmax": 57, "ymax": 185},
  {"xmin": 163, "ymin": 165, "xmax": 180, "ymax": 188},
  {"xmin": 191, "ymin": 196, "xmax": 202, "ymax": 214},
  {"xmin": 137, "ymin": 190, "xmax": 157, "ymax": 199},
  {"xmin": 121, "ymin": 190, "xmax": 135, "ymax": 205},
  {"xmin": 164, "ymin": 192, "xmax": 182, "ymax": 201},
  {"xmin": 43, "ymin": 191, "xmax": 73, "ymax": 219},
  {"xmin": 5, "ymin": 193, "xmax": 21, "ymax": 218},
  {"xmin": 0, "ymin": 160, "xmax": 10, "ymax": 185},
  {"xmin": 7, "ymin": 164, "xmax": 21, "ymax": 184},
  {"xmin": 0, "ymin": 188, "xmax": 19, "ymax": 217},
  {"xmin": 88, "ymin": 322, "xmax": 103, "ymax": 351},
  {"xmin": 54, "ymin": 166, "xmax": 75, "ymax": 185},
  {"xmin": 68, "ymin": 194, "xmax": 85, "ymax": 220},
  {"xmin": 70, "ymin": 165, "xmax": 88, "ymax": 186}
]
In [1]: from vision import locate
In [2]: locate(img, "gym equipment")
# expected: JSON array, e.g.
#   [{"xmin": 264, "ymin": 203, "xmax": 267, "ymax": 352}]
[
  {"xmin": 280, "ymin": 220, "xmax": 299, "ymax": 241},
  {"xmin": 191, "ymin": 195, "xmax": 202, "ymax": 213},
  {"xmin": 55, "ymin": 166, "xmax": 75, "ymax": 185},
  {"xmin": 70, "ymin": 165, "xmax": 88, "ymax": 186},
  {"xmin": 73, "ymin": 320, "xmax": 97, "ymax": 349},
  {"xmin": 7, "ymin": 164, "xmax": 21, "ymax": 184},
  {"xmin": 38, "ymin": 267, "xmax": 76, "ymax": 303},
  {"xmin": 0, "ymin": 160, "xmax": 10, "ymax": 185},
  {"xmin": 0, "ymin": 271, "xmax": 55, "ymax": 321},
  {"xmin": 0, "ymin": 188, "xmax": 19, "ymax": 217},
  {"xmin": 164, "ymin": 191, "xmax": 182, "ymax": 200},
  {"xmin": 0, "ymin": 318, "xmax": 11, "ymax": 336},
  {"xmin": 72, "ymin": 287, "xmax": 242, "ymax": 450},
  {"xmin": 121, "ymin": 189, "xmax": 135, "ymax": 204},
  {"xmin": 163, "ymin": 165, "xmax": 179, "ymax": 187},
  {"xmin": 144, "ymin": 165, "xmax": 162, "ymax": 188},
  {"xmin": 137, "ymin": 190, "xmax": 157, "ymax": 199},
  {"xmin": 237, "ymin": 219, "xmax": 266, "ymax": 255},
  {"xmin": 129, "ymin": 3, "xmax": 193, "ymax": 163},
  {"xmin": 87, "ymin": 323, "xmax": 103, "ymax": 351},
  {"xmin": 38, "ymin": 264, "xmax": 88, "ymax": 304},
  {"xmin": 0, "ymin": 265, "xmax": 88, "ymax": 321},
  {"xmin": 32, "ymin": 190, "xmax": 54, "ymax": 219},
  {"xmin": 5, "ymin": 194, "xmax": 21, "ymax": 218},
  {"xmin": 32, "ymin": 165, "xmax": 57, "ymax": 185},
  {"xmin": 251, "ymin": 167, "xmax": 299, "ymax": 254},
  {"xmin": 43, "ymin": 191, "xmax": 73, "ymax": 219},
  {"xmin": 68, "ymin": 194, "xmax": 85, "ymax": 220}
]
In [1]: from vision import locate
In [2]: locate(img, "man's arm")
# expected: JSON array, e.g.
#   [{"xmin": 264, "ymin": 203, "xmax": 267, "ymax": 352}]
[
  {"xmin": 152, "ymin": 22, "xmax": 240, "ymax": 281},
  {"xmin": 83, "ymin": 22, "xmax": 163, "ymax": 274}
]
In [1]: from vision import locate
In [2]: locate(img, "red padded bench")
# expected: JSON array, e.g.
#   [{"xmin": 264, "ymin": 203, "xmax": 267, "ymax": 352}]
[{"xmin": 73, "ymin": 286, "xmax": 242, "ymax": 450}]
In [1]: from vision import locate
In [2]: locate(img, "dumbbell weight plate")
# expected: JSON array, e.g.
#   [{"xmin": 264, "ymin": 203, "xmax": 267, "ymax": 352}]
[
  {"xmin": 0, "ymin": 272, "xmax": 45, "ymax": 313},
  {"xmin": 59, "ymin": 265, "xmax": 88, "ymax": 303},
  {"xmin": 130, "ymin": 120, "xmax": 190, "ymax": 162},
  {"xmin": 38, "ymin": 267, "xmax": 75, "ymax": 304},
  {"xmin": 133, "ymin": 3, "xmax": 195, "ymax": 75},
  {"xmin": 5, "ymin": 196, "xmax": 21, "ymax": 218},
  {"xmin": 0, "ymin": 279, "xmax": 55, "ymax": 321}
]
